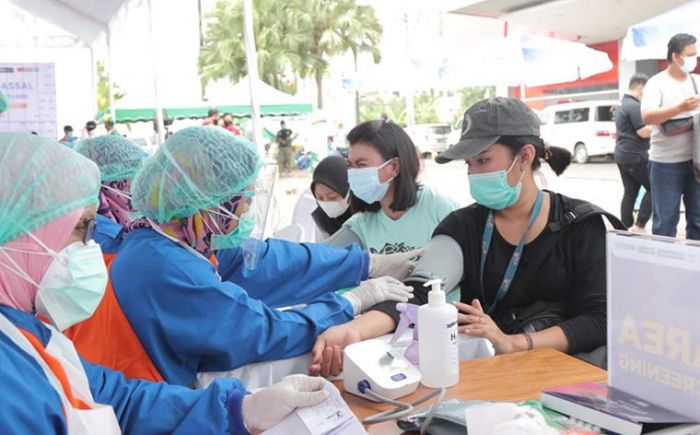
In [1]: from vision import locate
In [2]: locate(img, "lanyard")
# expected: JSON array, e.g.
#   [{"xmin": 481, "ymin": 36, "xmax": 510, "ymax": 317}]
[{"xmin": 479, "ymin": 190, "xmax": 544, "ymax": 314}]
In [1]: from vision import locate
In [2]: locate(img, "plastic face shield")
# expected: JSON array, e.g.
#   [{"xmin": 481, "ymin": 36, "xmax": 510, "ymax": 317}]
[{"xmin": 240, "ymin": 164, "xmax": 277, "ymax": 270}]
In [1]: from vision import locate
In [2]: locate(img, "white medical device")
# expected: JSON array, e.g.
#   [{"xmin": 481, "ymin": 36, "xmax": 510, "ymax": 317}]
[{"xmin": 343, "ymin": 339, "xmax": 422, "ymax": 401}]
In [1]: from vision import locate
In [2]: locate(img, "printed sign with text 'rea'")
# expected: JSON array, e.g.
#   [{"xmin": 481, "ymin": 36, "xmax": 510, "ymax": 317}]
[
  {"xmin": 607, "ymin": 232, "xmax": 700, "ymax": 420},
  {"xmin": 0, "ymin": 63, "xmax": 57, "ymax": 138}
]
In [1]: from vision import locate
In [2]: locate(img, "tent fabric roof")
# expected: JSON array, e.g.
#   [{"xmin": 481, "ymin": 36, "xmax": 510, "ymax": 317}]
[{"xmin": 7, "ymin": 0, "xmax": 129, "ymax": 44}]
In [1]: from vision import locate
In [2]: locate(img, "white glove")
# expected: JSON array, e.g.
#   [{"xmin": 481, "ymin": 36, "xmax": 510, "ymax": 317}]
[
  {"xmin": 342, "ymin": 276, "xmax": 414, "ymax": 314},
  {"xmin": 242, "ymin": 375, "xmax": 330, "ymax": 432},
  {"xmin": 369, "ymin": 249, "xmax": 423, "ymax": 280}
]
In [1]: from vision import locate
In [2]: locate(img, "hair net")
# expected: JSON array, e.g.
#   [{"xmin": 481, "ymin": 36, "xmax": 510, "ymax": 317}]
[
  {"xmin": 131, "ymin": 126, "xmax": 262, "ymax": 222},
  {"xmin": 74, "ymin": 135, "xmax": 148, "ymax": 182},
  {"xmin": 0, "ymin": 132, "xmax": 101, "ymax": 245},
  {"xmin": 0, "ymin": 90, "xmax": 8, "ymax": 113}
]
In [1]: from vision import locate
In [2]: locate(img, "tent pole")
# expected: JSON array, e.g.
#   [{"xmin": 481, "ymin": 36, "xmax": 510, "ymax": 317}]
[
  {"xmin": 147, "ymin": 0, "xmax": 165, "ymax": 145},
  {"xmin": 243, "ymin": 0, "xmax": 264, "ymax": 156},
  {"xmin": 106, "ymin": 27, "xmax": 115, "ymax": 122}
]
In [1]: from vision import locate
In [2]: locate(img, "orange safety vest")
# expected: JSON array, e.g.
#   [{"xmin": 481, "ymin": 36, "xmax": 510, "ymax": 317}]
[{"xmin": 64, "ymin": 254, "xmax": 165, "ymax": 383}]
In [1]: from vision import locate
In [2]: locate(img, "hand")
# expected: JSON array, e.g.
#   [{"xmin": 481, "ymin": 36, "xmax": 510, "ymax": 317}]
[
  {"xmin": 242, "ymin": 375, "xmax": 330, "ymax": 431},
  {"xmin": 454, "ymin": 299, "xmax": 520, "ymax": 355},
  {"xmin": 309, "ymin": 324, "xmax": 363, "ymax": 377},
  {"xmin": 342, "ymin": 276, "xmax": 414, "ymax": 314},
  {"xmin": 369, "ymin": 249, "xmax": 423, "ymax": 280},
  {"xmin": 678, "ymin": 96, "xmax": 699, "ymax": 113}
]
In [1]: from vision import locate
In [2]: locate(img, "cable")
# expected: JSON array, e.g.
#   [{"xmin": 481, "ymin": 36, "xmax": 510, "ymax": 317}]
[{"xmin": 359, "ymin": 385, "xmax": 447, "ymax": 434}]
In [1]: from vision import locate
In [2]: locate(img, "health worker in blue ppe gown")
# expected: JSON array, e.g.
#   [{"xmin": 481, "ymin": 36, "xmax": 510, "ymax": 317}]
[
  {"xmin": 0, "ymin": 132, "xmax": 333, "ymax": 435},
  {"xmin": 74, "ymin": 135, "xmax": 148, "ymax": 255},
  {"xmin": 66, "ymin": 126, "xmax": 416, "ymax": 387}
]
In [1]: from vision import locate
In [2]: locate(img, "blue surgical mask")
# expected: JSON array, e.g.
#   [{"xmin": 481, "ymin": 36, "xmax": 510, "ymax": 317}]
[
  {"xmin": 468, "ymin": 156, "xmax": 523, "ymax": 210},
  {"xmin": 681, "ymin": 55, "xmax": 698, "ymax": 74},
  {"xmin": 210, "ymin": 208, "xmax": 257, "ymax": 251},
  {"xmin": 348, "ymin": 159, "xmax": 394, "ymax": 204},
  {"xmin": 33, "ymin": 240, "xmax": 108, "ymax": 331}
]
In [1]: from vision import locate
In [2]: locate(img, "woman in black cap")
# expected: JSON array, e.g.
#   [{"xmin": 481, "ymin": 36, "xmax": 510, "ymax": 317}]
[
  {"xmin": 310, "ymin": 155, "xmax": 354, "ymax": 239},
  {"xmin": 310, "ymin": 98, "xmax": 626, "ymax": 376}
]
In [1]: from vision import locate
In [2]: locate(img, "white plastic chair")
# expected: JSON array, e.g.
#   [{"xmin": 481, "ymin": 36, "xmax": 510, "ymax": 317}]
[{"xmin": 290, "ymin": 188, "xmax": 320, "ymax": 243}]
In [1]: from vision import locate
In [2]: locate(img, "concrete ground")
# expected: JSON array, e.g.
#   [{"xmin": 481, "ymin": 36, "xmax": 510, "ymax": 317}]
[{"xmin": 269, "ymin": 158, "xmax": 688, "ymax": 239}]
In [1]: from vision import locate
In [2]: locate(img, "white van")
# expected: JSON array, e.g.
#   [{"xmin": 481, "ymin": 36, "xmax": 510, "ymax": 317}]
[
  {"xmin": 539, "ymin": 100, "xmax": 618, "ymax": 164},
  {"xmin": 406, "ymin": 124, "xmax": 452, "ymax": 158}
]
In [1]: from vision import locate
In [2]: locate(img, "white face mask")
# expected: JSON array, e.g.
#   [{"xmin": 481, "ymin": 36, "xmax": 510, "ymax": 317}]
[
  {"xmin": 681, "ymin": 55, "xmax": 697, "ymax": 74},
  {"xmin": 318, "ymin": 195, "xmax": 350, "ymax": 218}
]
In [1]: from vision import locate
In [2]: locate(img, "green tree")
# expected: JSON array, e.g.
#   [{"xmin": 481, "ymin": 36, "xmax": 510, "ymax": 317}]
[
  {"xmin": 198, "ymin": 0, "xmax": 307, "ymax": 92},
  {"xmin": 297, "ymin": 0, "xmax": 382, "ymax": 109},
  {"xmin": 96, "ymin": 61, "xmax": 125, "ymax": 114},
  {"xmin": 359, "ymin": 91, "xmax": 438, "ymax": 127}
]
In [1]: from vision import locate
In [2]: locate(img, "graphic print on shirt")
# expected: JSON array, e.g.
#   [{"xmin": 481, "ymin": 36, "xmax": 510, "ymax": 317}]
[{"xmin": 370, "ymin": 242, "xmax": 417, "ymax": 255}]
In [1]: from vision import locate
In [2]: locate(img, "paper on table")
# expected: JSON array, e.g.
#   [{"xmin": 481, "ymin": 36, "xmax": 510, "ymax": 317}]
[{"xmin": 263, "ymin": 380, "xmax": 367, "ymax": 435}]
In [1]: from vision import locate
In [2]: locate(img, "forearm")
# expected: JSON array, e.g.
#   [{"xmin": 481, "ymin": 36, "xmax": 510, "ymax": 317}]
[
  {"xmin": 642, "ymin": 106, "xmax": 683, "ymax": 125},
  {"xmin": 350, "ymin": 310, "xmax": 396, "ymax": 340},
  {"xmin": 509, "ymin": 326, "xmax": 569, "ymax": 353}
]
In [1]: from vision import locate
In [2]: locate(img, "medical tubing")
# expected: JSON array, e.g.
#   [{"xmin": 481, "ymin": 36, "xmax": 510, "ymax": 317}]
[
  {"xmin": 419, "ymin": 386, "xmax": 446, "ymax": 435},
  {"xmin": 360, "ymin": 387, "xmax": 446, "ymax": 429}
]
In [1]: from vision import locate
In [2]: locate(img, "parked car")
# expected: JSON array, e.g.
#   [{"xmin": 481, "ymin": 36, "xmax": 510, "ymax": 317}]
[
  {"xmin": 539, "ymin": 100, "xmax": 618, "ymax": 164},
  {"xmin": 406, "ymin": 123, "xmax": 452, "ymax": 158}
]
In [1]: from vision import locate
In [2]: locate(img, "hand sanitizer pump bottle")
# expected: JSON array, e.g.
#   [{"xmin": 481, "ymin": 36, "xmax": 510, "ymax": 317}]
[{"xmin": 418, "ymin": 279, "xmax": 459, "ymax": 388}]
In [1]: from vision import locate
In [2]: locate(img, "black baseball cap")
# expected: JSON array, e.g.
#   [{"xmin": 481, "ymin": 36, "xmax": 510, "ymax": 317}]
[{"xmin": 436, "ymin": 97, "xmax": 541, "ymax": 164}]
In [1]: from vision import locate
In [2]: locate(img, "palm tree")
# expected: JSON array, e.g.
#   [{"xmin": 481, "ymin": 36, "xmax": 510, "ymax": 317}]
[
  {"xmin": 297, "ymin": 0, "xmax": 382, "ymax": 109},
  {"xmin": 198, "ymin": 0, "xmax": 306, "ymax": 92}
]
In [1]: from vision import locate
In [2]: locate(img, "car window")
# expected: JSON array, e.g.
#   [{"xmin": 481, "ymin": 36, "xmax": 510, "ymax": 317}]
[
  {"xmin": 570, "ymin": 108, "xmax": 590, "ymax": 123},
  {"xmin": 429, "ymin": 126, "xmax": 451, "ymax": 135},
  {"xmin": 554, "ymin": 110, "xmax": 571, "ymax": 124},
  {"xmin": 595, "ymin": 105, "xmax": 614, "ymax": 121}
]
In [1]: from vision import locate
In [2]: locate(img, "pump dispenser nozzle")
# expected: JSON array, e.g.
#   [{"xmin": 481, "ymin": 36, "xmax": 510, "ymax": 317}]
[{"xmin": 424, "ymin": 279, "xmax": 445, "ymax": 306}]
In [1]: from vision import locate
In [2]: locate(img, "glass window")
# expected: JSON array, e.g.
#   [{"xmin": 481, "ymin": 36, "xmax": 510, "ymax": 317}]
[
  {"xmin": 429, "ymin": 125, "xmax": 451, "ymax": 135},
  {"xmin": 570, "ymin": 108, "xmax": 590, "ymax": 123},
  {"xmin": 596, "ymin": 105, "xmax": 614, "ymax": 121},
  {"xmin": 554, "ymin": 110, "xmax": 571, "ymax": 124}
]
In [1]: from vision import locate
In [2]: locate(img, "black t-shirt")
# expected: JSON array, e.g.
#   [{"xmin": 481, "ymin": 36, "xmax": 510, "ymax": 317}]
[
  {"xmin": 276, "ymin": 128, "xmax": 293, "ymax": 147},
  {"xmin": 372, "ymin": 192, "xmax": 608, "ymax": 355},
  {"xmin": 614, "ymin": 94, "xmax": 649, "ymax": 164}
]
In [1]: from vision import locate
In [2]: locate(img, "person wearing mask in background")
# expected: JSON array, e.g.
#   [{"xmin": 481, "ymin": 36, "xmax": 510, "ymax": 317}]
[
  {"xmin": 66, "ymin": 126, "xmax": 416, "ymax": 386},
  {"xmin": 325, "ymin": 120, "xmax": 459, "ymax": 256},
  {"xmin": 326, "ymin": 135, "xmax": 336, "ymax": 156},
  {"xmin": 75, "ymin": 135, "xmax": 148, "ymax": 256},
  {"xmin": 311, "ymin": 98, "xmax": 625, "ymax": 376},
  {"xmin": 311, "ymin": 155, "xmax": 354, "ymax": 240},
  {"xmin": 104, "ymin": 118, "xmax": 120, "ymax": 136},
  {"xmin": 0, "ymin": 132, "xmax": 334, "ymax": 435},
  {"xmin": 83, "ymin": 120, "xmax": 97, "ymax": 138},
  {"xmin": 59, "ymin": 125, "xmax": 78, "ymax": 147},
  {"xmin": 221, "ymin": 112, "xmax": 242, "ymax": 135},
  {"xmin": 0, "ymin": 89, "xmax": 8, "ymax": 115},
  {"xmin": 615, "ymin": 73, "xmax": 653, "ymax": 233},
  {"xmin": 203, "ymin": 108, "xmax": 220, "ymax": 126},
  {"xmin": 276, "ymin": 120, "xmax": 297, "ymax": 175},
  {"xmin": 641, "ymin": 33, "xmax": 700, "ymax": 240}
]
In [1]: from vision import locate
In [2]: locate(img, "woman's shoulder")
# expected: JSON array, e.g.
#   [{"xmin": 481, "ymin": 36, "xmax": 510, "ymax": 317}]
[
  {"xmin": 433, "ymin": 203, "xmax": 488, "ymax": 240},
  {"xmin": 416, "ymin": 185, "xmax": 460, "ymax": 212}
]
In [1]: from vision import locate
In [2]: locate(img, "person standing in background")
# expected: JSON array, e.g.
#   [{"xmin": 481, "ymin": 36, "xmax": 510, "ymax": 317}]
[
  {"xmin": 104, "ymin": 118, "xmax": 120, "ymax": 136},
  {"xmin": 83, "ymin": 120, "xmax": 97, "ymax": 138},
  {"xmin": 221, "ymin": 112, "xmax": 242, "ymax": 135},
  {"xmin": 59, "ymin": 125, "xmax": 78, "ymax": 147},
  {"xmin": 641, "ymin": 33, "xmax": 700, "ymax": 240},
  {"xmin": 615, "ymin": 73, "xmax": 652, "ymax": 233},
  {"xmin": 276, "ymin": 120, "xmax": 297, "ymax": 175},
  {"xmin": 202, "ymin": 108, "xmax": 220, "ymax": 126}
]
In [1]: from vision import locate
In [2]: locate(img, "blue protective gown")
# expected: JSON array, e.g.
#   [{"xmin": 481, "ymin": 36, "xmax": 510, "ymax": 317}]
[
  {"xmin": 110, "ymin": 228, "xmax": 367, "ymax": 386},
  {"xmin": 94, "ymin": 213, "xmax": 125, "ymax": 255},
  {"xmin": 0, "ymin": 305, "xmax": 249, "ymax": 435}
]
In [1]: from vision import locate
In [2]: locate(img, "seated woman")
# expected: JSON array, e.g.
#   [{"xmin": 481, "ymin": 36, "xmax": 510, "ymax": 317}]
[
  {"xmin": 66, "ymin": 126, "xmax": 416, "ymax": 386},
  {"xmin": 326, "ymin": 120, "xmax": 459, "ymax": 255},
  {"xmin": 75, "ymin": 135, "xmax": 148, "ymax": 255},
  {"xmin": 310, "ymin": 98, "xmax": 624, "ymax": 376},
  {"xmin": 311, "ymin": 155, "xmax": 354, "ymax": 240}
]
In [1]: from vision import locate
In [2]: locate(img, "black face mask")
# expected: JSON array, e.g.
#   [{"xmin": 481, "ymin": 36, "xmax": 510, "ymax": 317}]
[{"xmin": 224, "ymin": 120, "xmax": 233, "ymax": 126}]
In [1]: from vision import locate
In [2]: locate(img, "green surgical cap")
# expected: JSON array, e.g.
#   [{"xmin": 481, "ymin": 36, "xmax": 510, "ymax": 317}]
[
  {"xmin": 75, "ymin": 135, "xmax": 148, "ymax": 182},
  {"xmin": 0, "ymin": 133, "xmax": 101, "ymax": 245},
  {"xmin": 131, "ymin": 126, "xmax": 262, "ymax": 223},
  {"xmin": 0, "ymin": 90, "xmax": 8, "ymax": 113}
]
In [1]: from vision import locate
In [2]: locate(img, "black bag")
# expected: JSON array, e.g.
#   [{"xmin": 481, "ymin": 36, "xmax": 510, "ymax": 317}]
[
  {"xmin": 496, "ymin": 300, "xmax": 567, "ymax": 335},
  {"xmin": 660, "ymin": 75, "xmax": 698, "ymax": 136}
]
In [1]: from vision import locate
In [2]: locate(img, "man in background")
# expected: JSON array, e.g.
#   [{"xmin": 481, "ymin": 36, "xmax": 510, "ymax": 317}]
[
  {"xmin": 202, "ymin": 108, "xmax": 219, "ymax": 126},
  {"xmin": 615, "ymin": 73, "xmax": 652, "ymax": 233},
  {"xmin": 276, "ymin": 120, "xmax": 297, "ymax": 174},
  {"xmin": 83, "ymin": 120, "xmax": 97, "ymax": 138},
  {"xmin": 221, "ymin": 112, "xmax": 241, "ymax": 135},
  {"xmin": 59, "ymin": 125, "xmax": 78, "ymax": 147},
  {"xmin": 104, "ymin": 118, "xmax": 120, "ymax": 136}
]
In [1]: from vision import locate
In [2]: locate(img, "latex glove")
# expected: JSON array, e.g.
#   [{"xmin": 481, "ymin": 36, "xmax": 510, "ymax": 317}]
[
  {"xmin": 242, "ymin": 375, "xmax": 330, "ymax": 432},
  {"xmin": 342, "ymin": 276, "xmax": 413, "ymax": 314},
  {"xmin": 369, "ymin": 249, "xmax": 422, "ymax": 280}
]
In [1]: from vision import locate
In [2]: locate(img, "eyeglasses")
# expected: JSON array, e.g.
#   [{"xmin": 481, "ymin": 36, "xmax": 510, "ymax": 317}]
[{"xmin": 78, "ymin": 218, "xmax": 96, "ymax": 245}]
